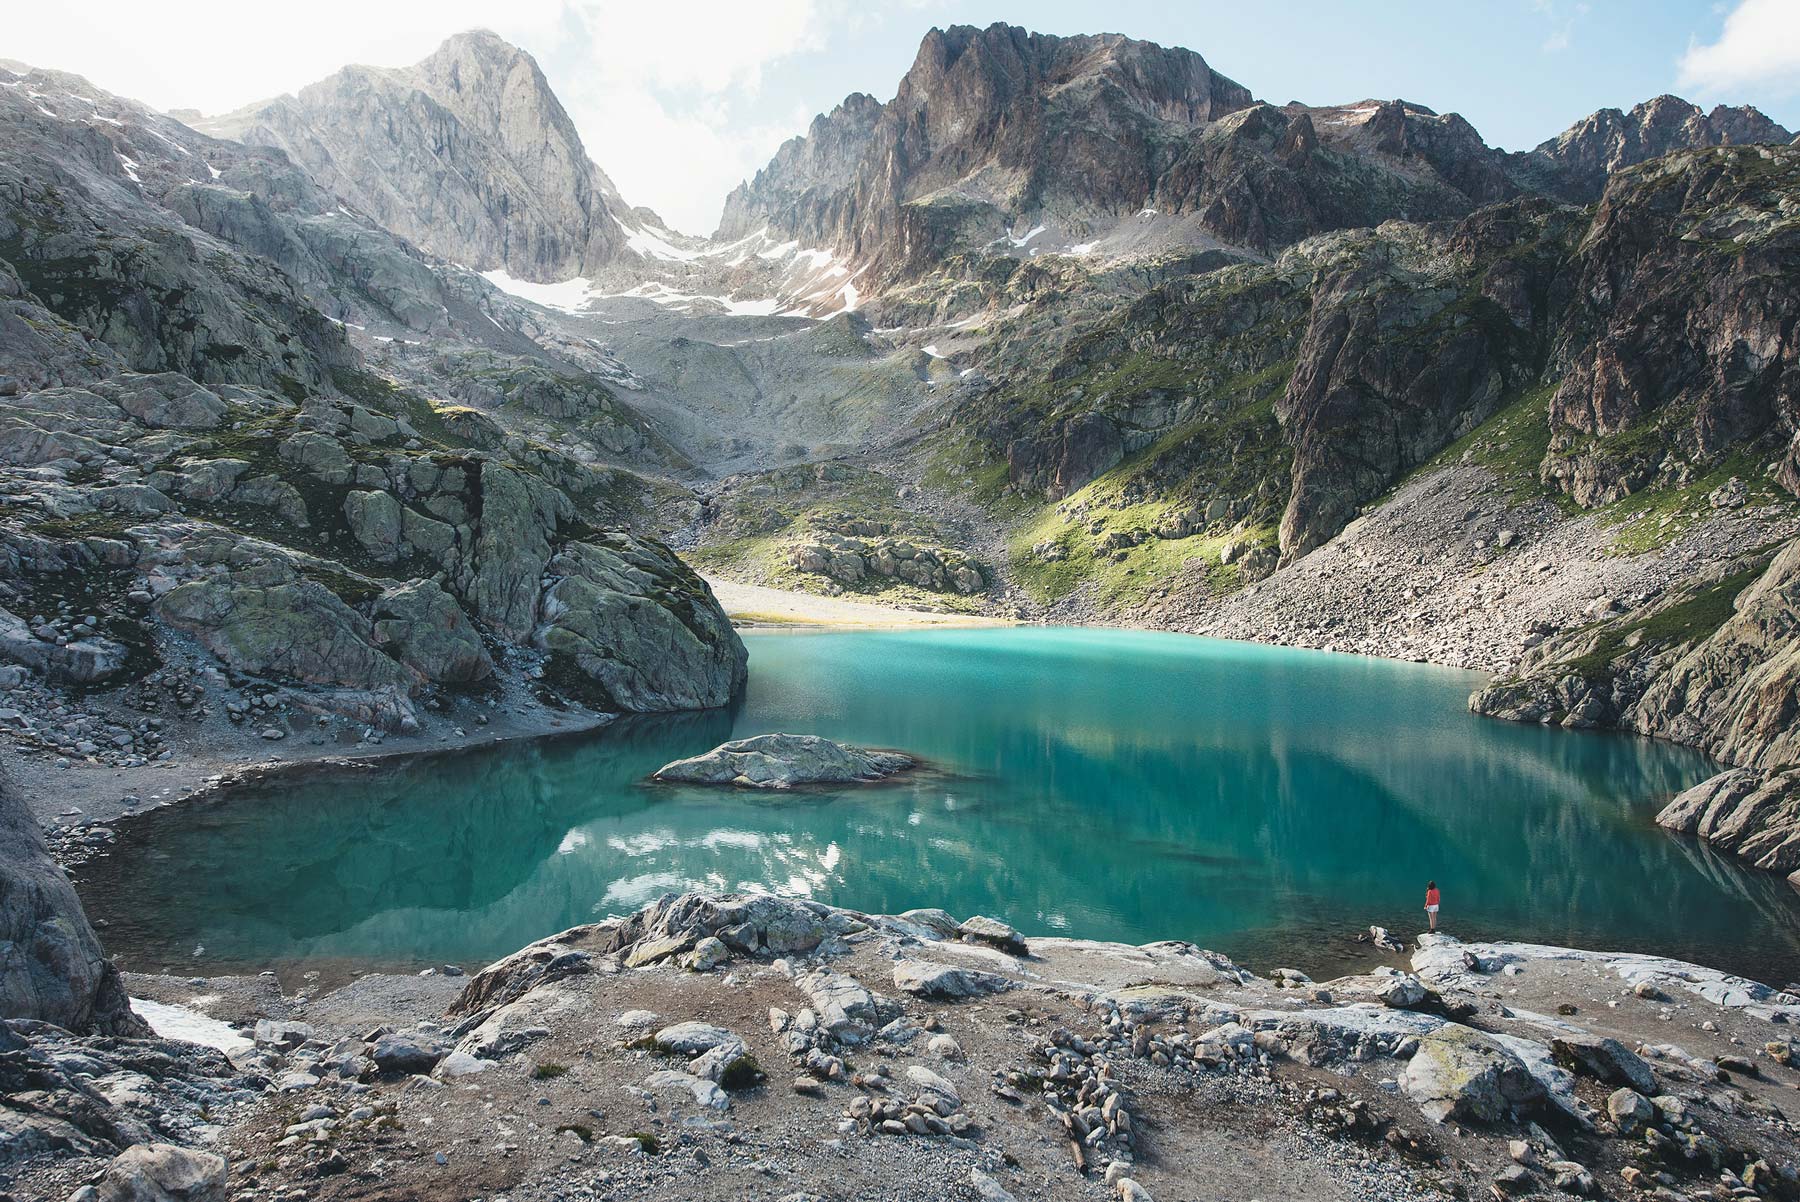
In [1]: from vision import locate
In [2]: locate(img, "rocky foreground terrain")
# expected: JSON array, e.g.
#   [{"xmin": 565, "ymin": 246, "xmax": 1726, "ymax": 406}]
[{"xmin": 8, "ymin": 886, "xmax": 1800, "ymax": 1202}]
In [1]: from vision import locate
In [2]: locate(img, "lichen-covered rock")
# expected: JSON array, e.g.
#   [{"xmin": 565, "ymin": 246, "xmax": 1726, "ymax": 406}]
[
  {"xmin": 155, "ymin": 566, "xmax": 415, "ymax": 710},
  {"xmin": 537, "ymin": 535, "xmax": 746, "ymax": 712},
  {"xmin": 0, "ymin": 606, "xmax": 128, "ymax": 684},
  {"xmin": 372, "ymin": 579, "xmax": 493, "ymax": 685},
  {"xmin": 1402, "ymin": 1025, "xmax": 1545, "ymax": 1123},
  {"xmin": 0, "ymin": 766, "xmax": 147, "ymax": 1036},
  {"xmin": 654, "ymin": 733, "xmax": 913, "ymax": 789},
  {"xmin": 344, "ymin": 489, "xmax": 404, "ymax": 563}
]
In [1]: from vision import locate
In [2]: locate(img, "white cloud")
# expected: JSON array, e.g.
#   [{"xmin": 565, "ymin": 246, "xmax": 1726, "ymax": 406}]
[
  {"xmin": 1678, "ymin": 0, "xmax": 1800, "ymax": 97},
  {"xmin": 1531, "ymin": 0, "xmax": 1590, "ymax": 54},
  {"xmin": 3, "ymin": 0, "xmax": 856, "ymax": 236}
]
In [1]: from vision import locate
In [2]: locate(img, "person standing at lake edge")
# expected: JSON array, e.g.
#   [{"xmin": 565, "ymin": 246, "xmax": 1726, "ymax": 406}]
[{"xmin": 1424, "ymin": 881, "xmax": 1441, "ymax": 932}]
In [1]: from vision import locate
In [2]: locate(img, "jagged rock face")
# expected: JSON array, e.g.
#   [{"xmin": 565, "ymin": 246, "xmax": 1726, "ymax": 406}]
[
  {"xmin": 204, "ymin": 30, "xmax": 630, "ymax": 282},
  {"xmin": 1528, "ymin": 95, "xmax": 1794, "ymax": 202},
  {"xmin": 717, "ymin": 94, "xmax": 885, "ymax": 241},
  {"xmin": 1276, "ymin": 205, "xmax": 1574, "ymax": 557},
  {"xmin": 1542, "ymin": 145, "xmax": 1800, "ymax": 507},
  {"xmin": 730, "ymin": 23, "xmax": 1255, "ymax": 277},
  {"xmin": 732, "ymin": 24, "xmax": 1791, "ymax": 284},
  {"xmin": 1633, "ymin": 540, "xmax": 1800, "ymax": 769},
  {"xmin": 1657, "ymin": 769, "xmax": 1800, "ymax": 875},
  {"xmin": 0, "ymin": 72, "xmax": 358, "ymax": 398},
  {"xmin": 1474, "ymin": 541, "xmax": 1800, "ymax": 875},
  {"xmin": 0, "ymin": 767, "xmax": 146, "ymax": 1036},
  {"xmin": 1152, "ymin": 100, "xmax": 1517, "ymax": 255}
]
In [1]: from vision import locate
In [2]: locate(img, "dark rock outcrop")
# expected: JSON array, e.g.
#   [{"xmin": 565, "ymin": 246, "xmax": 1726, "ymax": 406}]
[
  {"xmin": 0, "ymin": 766, "xmax": 146, "ymax": 1036},
  {"xmin": 1541, "ymin": 145, "xmax": 1800, "ymax": 507}
]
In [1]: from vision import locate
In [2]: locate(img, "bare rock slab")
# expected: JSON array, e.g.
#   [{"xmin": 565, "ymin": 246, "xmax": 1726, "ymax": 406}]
[{"xmin": 653, "ymin": 732, "xmax": 914, "ymax": 789}]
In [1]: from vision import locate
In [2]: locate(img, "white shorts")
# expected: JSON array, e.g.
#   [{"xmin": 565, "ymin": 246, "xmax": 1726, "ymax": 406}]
[{"xmin": 1425, "ymin": 905, "xmax": 1439, "ymax": 914}]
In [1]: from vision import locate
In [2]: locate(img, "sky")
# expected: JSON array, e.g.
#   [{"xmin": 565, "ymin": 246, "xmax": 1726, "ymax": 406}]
[{"xmin": 9, "ymin": 0, "xmax": 1800, "ymax": 236}]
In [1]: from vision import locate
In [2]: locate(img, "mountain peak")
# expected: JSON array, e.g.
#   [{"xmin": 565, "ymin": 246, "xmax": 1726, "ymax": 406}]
[{"xmin": 205, "ymin": 30, "xmax": 631, "ymax": 281}]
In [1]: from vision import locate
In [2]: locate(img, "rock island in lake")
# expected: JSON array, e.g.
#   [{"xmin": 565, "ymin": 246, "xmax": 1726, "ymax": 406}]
[{"xmin": 654, "ymin": 733, "xmax": 915, "ymax": 789}]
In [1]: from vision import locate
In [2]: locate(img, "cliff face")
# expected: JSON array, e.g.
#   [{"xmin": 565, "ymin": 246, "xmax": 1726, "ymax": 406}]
[
  {"xmin": 716, "ymin": 93, "xmax": 886, "ymax": 242},
  {"xmin": 204, "ymin": 30, "xmax": 632, "ymax": 282},
  {"xmin": 0, "ymin": 767, "xmax": 145, "ymax": 1035},
  {"xmin": 1541, "ymin": 145, "xmax": 1800, "ymax": 507}
]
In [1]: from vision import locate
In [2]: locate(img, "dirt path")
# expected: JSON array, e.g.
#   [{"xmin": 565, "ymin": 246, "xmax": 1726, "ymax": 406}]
[{"xmin": 705, "ymin": 575, "xmax": 1012, "ymax": 629}]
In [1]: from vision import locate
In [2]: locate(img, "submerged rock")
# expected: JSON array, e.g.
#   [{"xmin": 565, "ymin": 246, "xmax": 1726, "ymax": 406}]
[{"xmin": 653, "ymin": 733, "xmax": 914, "ymax": 789}]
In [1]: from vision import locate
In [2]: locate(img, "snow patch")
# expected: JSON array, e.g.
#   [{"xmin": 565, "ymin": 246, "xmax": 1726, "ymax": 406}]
[
  {"xmin": 622, "ymin": 223, "xmax": 706, "ymax": 263},
  {"xmin": 479, "ymin": 269, "xmax": 595, "ymax": 314},
  {"xmin": 130, "ymin": 998, "xmax": 251, "ymax": 1054}
]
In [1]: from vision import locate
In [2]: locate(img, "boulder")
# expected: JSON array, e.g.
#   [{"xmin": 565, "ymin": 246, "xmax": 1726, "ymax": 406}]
[
  {"xmin": 0, "ymin": 764, "xmax": 147, "ymax": 1035},
  {"xmin": 369, "ymin": 1030, "xmax": 448, "ymax": 1075},
  {"xmin": 892, "ymin": 960, "xmax": 1011, "ymax": 999},
  {"xmin": 795, "ymin": 967, "xmax": 886, "ymax": 1043},
  {"xmin": 372, "ymin": 580, "xmax": 493, "ymax": 684},
  {"xmin": 653, "ymin": 733, "xmax": 913, "ymax": 789},
  {"xmin": 1608, "ymin": 1087, "xmax": 1654, "ymax": 1134},
  {"xmin": 252, "ymin": 1019, "xmax": 315, "ymax": 1051},
  {"xmin": 653, "ymin": 1022, "xmax": 741, "ymax": 1056},
  {"xmin": 343, "ymin": 489, "xmax": 405, "ymax": 563},
  {"xmin": 537, "ymin": 535, "xmax": 747, "ymax": 711},
  {"xmin": 642, "ymin": 1069, "xmax": 728, "ymax": 1111},
  {"xmin": 1402, "ymin": 1025, "xmax": 1546, "ymax": 1123},
  {"xmin": 0, "ymin": 607, "xmax": 128, "ymax": 684},
  {"xmin": 1551, "ymin": 1035, "xmax": 1656, "ymax": 1094},
  {"xmin": 957, "ymin": 915, "xmax": 1029, "ymax": 956},
  {"xmin": 94, "ymin": 1142, "xmax": 228, "ymax": 1202}
]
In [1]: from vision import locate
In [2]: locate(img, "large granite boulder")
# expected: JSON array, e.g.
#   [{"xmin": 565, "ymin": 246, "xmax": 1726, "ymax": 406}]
[
  {"xmin": 371, "ymin": 579, "xmax": 494, "ymax": 685},
  {"xmin": 0, "ymin": 766, "xmax": 147, "ymax": 1035},
  {"xmin": 537, "ymin": 535, "xmax": 747, "ymax": 712},
  {"xmin": 94, "ymin": 1142, "xmax": 229, "ymax": 1202},
  {"xmin": 1401, "ymin": 1025, "xmax": 1545, "ymax": 1124},
  {"xmin": 654, "ymin": 733, "xmax": 913, "ymax": 789}
]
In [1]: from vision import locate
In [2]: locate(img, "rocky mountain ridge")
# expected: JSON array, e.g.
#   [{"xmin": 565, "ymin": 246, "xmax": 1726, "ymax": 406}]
[
  {"xmin": 723, "ymin": 24, "xmax": 1794, "ymax": 288},
  {"xmin": 201, "ymin": 30, "xmax": 638, "ymax": 284}
]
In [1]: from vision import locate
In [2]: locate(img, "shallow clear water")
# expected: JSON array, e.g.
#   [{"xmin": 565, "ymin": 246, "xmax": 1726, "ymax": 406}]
[{"xmin": 78, "ymin": 628, "xmax": 1800, "ymax": 986}]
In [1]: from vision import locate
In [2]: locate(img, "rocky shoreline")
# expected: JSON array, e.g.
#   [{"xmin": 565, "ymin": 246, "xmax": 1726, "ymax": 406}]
[{"xmin": 9, "ymin": 889, "xmax": 1800, "ymax": 1202}]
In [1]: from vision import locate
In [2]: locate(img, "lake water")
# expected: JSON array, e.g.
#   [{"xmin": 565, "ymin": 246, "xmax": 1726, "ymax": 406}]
[{"xmin": 77, "ymin": 627, "xmax": 1800, "ymax": 987}]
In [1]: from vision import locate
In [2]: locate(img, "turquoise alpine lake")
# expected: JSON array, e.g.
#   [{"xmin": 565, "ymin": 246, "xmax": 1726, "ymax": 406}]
[{"xmin": 77, "ymin": 627, "xmax": 1800, "ymax": 986}]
